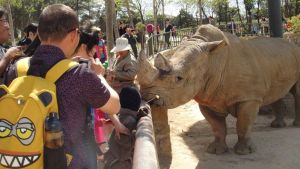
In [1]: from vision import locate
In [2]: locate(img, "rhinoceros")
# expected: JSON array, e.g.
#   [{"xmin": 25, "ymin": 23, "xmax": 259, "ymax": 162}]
[{"xmin": 137, "ymin": 24, "xmax": 300, "ymax": 155}]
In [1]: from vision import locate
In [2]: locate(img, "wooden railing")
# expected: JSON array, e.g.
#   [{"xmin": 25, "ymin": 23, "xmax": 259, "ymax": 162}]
[{"xmin": 133, "ymin": 107, "xmax": 160, "ymax": 169}]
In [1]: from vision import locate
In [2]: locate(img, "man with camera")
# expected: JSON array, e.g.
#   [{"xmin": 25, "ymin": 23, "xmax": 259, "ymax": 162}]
[{"xmin": 0, "ymin": 7, "xmax": 21, "ymax": 83}]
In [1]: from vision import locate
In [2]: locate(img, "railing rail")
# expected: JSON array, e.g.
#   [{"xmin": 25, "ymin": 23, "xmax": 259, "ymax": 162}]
[
  {"xmin": 133, "ymin": 102, "xmax": 160, "ymax": 169},
  {"xmin": 145, "ymin": 28, "xmax": 197, "ymax": 57}
]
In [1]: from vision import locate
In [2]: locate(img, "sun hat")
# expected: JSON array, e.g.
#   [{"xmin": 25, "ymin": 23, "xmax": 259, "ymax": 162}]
[{"xmin": 110, "ymin": 37, "xmax": 132, "ymax": 53}]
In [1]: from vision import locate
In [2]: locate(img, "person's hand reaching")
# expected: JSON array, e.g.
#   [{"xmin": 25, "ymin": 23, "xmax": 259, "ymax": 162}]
[
  {"xmin": 114, "ymin": 121, "xmax": 130, "ymax": 140},
  {"xmin": 90, "ymin": 57, "xmax": 105, "ymax": 76}
]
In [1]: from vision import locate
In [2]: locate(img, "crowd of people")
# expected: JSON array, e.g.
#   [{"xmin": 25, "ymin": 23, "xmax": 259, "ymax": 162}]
[
  {"xmin": 145, "ymin": 19, "xmax": 176, "ymax": 44},
  {"xmin": 0, "ymin": 4, "xmax": 149, "ymax": 169}
]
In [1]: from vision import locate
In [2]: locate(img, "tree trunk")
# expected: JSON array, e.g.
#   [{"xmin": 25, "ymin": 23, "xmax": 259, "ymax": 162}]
[
  {"xmin": 257, "ymin": 0, "xmax": 260, "ymax": 25},
  {"xmin": 296, "ymin": 0, "xmax": 300, "ymax": 15},
  {"xmin": 225, "ymin": 3, "xmax": 228, "ymax": 26},
  {"xmin": 201, "ymin": 7, "xmax": 208, "ymax": 19},
  {"xmin": 137, "ymin": 1, "xmax": 144, "ymax": 24},
  {"xmin": 288, "ymin": 0, "xmax": 292, "ymax": 19},
  {"xmin": 125, "ymin": 0, "xmax": 134, "ymax": 27},
  {"xmin": 105, "ymin": 0, "xmax": 115, "ymax": 61},
  {"xmin": 284, "ymin": 0, "xmax": 289, "ymax": 18},
  {"xmin": 6, "ymin": 0, "xmax": 15, "ymax": 45},
  {"xmin": 113, "ymin": 2, "xmax": 119, "ymax": 40},
  {"xmin": 76, "ymin": 0, "xmax": 79, "ymax": 13},
  {"xmin": 244, "ymin": 1, "xmax": 253, "ymax": 33},
  {"xmin": 236, "ymin": 0, "xmax": 245, "ymax": 29},
  {"xmin": 198, "ymin": 0, "xmax": 202, "ymax": 25},
  {"xmin": 153, "ymin": 0, "xmax": 157, "ymax": 35},
  {"xmin": 248, "ymin": 10, "xmax": 252, "ymax": 33},
  {"xmin": 218, "ymin": 5, "xmax": 221, "ymax": 26},
  {"xmin": 162, "ymin": 0, "xmax": 165, "ymax": 30}
]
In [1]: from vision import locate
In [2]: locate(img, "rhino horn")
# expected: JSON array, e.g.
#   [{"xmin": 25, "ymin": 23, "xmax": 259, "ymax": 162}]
[
  {"xmin": 137, "ymin": 50, "xmax": 159, "ymax": 85},
  {"xmin": 154, "ymin": 53, "xmax": 172, "ymax": 72}
]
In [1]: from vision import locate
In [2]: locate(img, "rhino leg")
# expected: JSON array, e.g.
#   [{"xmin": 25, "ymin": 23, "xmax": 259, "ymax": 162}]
[
  {"xmin": 151, "ymin": 105, "xmax": 172, "ymax": 168},
  {"xmin": 270, "ymin": 99, "xmax": 287, "ymax": 128},
  {"xmin": 199, "ymin": 105, "xmax": 228, "ymax": 154},
  {"xmin": 234, "ymin": 101, "xmax": 259, "ymax": 155},
  {"xmin": 291, "ymin": 81, "xmax": 300, "ymax": 126}
]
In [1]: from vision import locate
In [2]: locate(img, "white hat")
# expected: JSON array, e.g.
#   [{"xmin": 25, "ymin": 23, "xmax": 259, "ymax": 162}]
[
  {"xmin": 110, "ymin": 37, "xmax": 132, "ymax": 53},
  {"xmin": 92, "ymin": 26, "xmax": 101, "ymax": 32}
]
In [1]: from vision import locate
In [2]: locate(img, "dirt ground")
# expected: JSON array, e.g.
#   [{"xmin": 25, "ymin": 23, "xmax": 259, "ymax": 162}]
[{"xmin": 165, "ymin": 100, "xmax": 300, "ymax": 169}]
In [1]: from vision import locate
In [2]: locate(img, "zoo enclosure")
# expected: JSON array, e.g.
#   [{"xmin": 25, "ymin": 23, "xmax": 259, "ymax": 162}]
[{"xmin": 145, "ymin": 25, "xmax": 270, "ymax": 57}]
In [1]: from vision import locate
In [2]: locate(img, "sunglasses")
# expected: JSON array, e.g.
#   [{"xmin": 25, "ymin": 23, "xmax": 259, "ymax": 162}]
[
  {"xmin": 0, "ymin": 19, "xmax": 8, "ymax": 22},
  {"xmin": 0, "ymin": 19, "xmax": 8, "ymax": 24},
  {"xmin": 67, "ymin": 28, "xmax": 81, "ymax": 35}
]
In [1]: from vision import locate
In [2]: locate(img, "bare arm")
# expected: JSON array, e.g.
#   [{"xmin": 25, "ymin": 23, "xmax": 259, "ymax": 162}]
[
  {"xmin": 0, "ymin": 47, "xmax": 20, "ymax": 76},
  {"xmin": 98, "ymin": 75, "xmax": 121, "ymax": 115},
  {"xmin": 108, "ymin": 114, "xmax": 129, "ymax": 139}
]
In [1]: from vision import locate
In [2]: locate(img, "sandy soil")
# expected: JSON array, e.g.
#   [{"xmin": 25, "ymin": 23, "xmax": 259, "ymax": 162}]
[{"xmin": 165, "ymin": 100, "xmax": 300, "ymax": 169}]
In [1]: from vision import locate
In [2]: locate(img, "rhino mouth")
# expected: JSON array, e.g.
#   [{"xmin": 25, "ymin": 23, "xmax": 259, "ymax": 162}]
[
  {"xmin": 0, "ymin": 151, "xmax": 40, "ymax": 168},
  {"xmin": 141, "ymin": 90, "xmax": 166, "ymax": 106}
]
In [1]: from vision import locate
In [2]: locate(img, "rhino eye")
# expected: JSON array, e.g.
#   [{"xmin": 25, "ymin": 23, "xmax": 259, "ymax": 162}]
[{"xmin": 176, "ymin": 76, "xmax": 183, "ymax": 82}]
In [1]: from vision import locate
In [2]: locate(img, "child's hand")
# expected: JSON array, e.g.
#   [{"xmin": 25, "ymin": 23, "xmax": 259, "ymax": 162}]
[
  {"xmin": 108, "ymin": 114, "xmax": 130, "ymax": 139},
  {"xmin": 114, "ymin": 122, "xmax": 130, "ymax": 140}
]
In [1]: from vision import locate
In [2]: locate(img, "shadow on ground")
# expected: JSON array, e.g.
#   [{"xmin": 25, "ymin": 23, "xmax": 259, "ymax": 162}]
[{"xmin": 177, "ymin": 93, "xmax": 299, "ymax": 169}]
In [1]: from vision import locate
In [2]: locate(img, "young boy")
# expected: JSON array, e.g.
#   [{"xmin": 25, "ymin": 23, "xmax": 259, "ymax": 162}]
[{"xmin": 103, "ymin": 87, "xmax": 141, "ymax": 169}]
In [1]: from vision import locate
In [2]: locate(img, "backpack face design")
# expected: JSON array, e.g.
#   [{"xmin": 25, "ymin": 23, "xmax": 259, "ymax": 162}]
[
  {"xmin": 0, "ymin": 85, "xmax": 54, "ymax": 168},
  {"xmin": 0, "ymin": 117, "xmax": 36, "ymax": 146}
]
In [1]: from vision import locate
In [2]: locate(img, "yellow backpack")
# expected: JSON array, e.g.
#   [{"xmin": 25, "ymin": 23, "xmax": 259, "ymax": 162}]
[{"xmin": 0, "ymin": 57, "xmax": 78, "ymax": 169}]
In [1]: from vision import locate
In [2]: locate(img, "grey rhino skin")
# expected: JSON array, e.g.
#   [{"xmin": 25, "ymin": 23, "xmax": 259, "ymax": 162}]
[{"xmin": 137, "ymin": 24, "xmax": 300, "ymax": 155}]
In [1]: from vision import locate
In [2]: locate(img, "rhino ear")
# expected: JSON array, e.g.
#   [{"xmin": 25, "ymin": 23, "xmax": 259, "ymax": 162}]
[
  {"xmin": 154, "ymin": 53, "xmax": 172, "ymax": 72},
  {"xmin": 206, "ymin": 40, "xmax": 226, "ymax": 52}
]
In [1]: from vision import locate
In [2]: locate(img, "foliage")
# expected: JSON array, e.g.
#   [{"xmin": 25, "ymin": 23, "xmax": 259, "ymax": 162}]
[
  {"xmin": 288, "ymin": 14, "xmax": 300, "ymax": 33},
  {"xmin": 173, "ymin": 9, "xmax": 196, "ymax": 28},
  {"xmin": 243, "ymin": 0, "xmax": 254, "ymax": 11},
  {"xmin": 135, "ymin": 22, "xmax": 145, "ymax": 32},
  {"xmin": 0, "ymin": 0, "xmax": 300, "ymax": 40},
  {"xmin": 0, "ymin": 0, "xmax": 104, "ymax": 38}
]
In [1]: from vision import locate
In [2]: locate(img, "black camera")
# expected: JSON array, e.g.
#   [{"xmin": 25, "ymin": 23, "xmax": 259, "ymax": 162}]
[{"xmin": 17, "ymin": 37, "xmax": 32, "ymax": 46}]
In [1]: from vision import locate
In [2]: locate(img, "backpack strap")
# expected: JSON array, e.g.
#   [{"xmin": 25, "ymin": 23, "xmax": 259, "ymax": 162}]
[
  {"xmin": 16, "ymin": 57, "xmax": 31, "ymax": 77},
  {"xmin": 45, "ymin": 59, "xmax": 79, "ymax": 83}
]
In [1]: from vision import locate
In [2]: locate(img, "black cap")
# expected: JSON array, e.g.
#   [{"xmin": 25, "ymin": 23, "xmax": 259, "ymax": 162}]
[{"xmin": 119, "ymin": 87, "xmax": 141, "ymax": 111}]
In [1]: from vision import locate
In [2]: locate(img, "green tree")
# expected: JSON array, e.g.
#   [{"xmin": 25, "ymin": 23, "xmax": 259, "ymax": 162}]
[
  {"xmin": 236, "ymin": 0, "xmax": 245, "ymax": 28},
  {"xmin": 131, "ymin": 0, "xmax": 145, "ymax": 24},
  {"xmin": 211, "ymin": 0, "xmax": 229, "ymax": 25},
  {"xmin": 173, "ymin": 9, "xmax": 196, "ymax": 28},
  {"xmin": 244, "ymin": 0, "xmax": 255, "ymax": 32}
]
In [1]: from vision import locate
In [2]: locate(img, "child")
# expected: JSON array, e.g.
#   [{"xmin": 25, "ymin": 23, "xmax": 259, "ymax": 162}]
[{"xmin": 103, "ymin": 87, "xmax": 142, "ymax": 169}]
